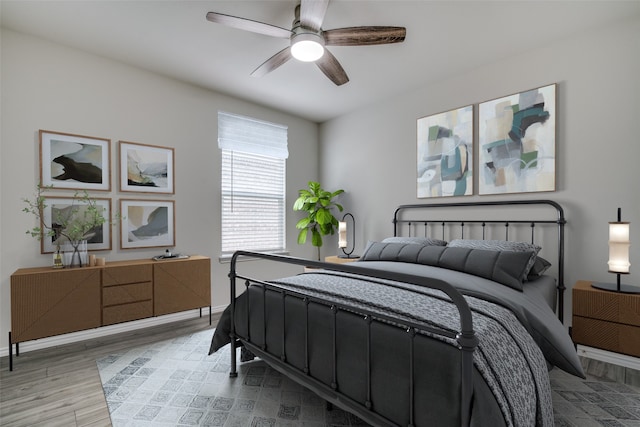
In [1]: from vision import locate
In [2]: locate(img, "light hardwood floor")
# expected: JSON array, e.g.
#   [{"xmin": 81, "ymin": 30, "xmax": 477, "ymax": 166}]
[{"xmin": 0, "ymin": 315, "xmax": 219, "ymax": 427}]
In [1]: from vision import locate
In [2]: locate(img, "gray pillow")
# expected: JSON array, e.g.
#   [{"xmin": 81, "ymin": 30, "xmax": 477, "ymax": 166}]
[
  {"xmin": 447, "ymin": 239, "xmax": 540, "ymax": 280},
  {"xmin": 360, "ymin": 242, "xmax": 532, "ymax": 291},
  {"xmin": 382, "ymin": 236, "xmax": 447, "ymax": 246},
  {"xmin": 527, "ymin": 256, "xmax": 552, "ymax": 279}
]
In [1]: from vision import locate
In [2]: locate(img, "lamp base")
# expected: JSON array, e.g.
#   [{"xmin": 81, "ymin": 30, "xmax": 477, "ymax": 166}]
[
  {"xmin": 338, "ymin": 254, "xmax": 357, "ymax": 259},
  {"xmin": 591, "ymin": 282, "xmax": 640, "ymax": 294}
]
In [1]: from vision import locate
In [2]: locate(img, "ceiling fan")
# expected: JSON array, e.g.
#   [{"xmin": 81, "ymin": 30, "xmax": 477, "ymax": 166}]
[{"xmin": 205, "ymin": 0, "xmax": 406, "ymax": 86}]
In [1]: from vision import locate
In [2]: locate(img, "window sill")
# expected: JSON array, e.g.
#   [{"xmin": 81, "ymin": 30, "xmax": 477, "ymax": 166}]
[{"xmin": 218, "ymin": 250, "xmax": 290, "ymax": 264}]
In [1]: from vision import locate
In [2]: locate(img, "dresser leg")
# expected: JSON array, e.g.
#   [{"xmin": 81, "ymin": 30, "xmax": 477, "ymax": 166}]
[
  {"xmin": 8, "ymin": 332, "xmax": 13, "ymax": 372},
  {"xmin": 209, "ymin": 306, "xmax": 212, "ymax": 325}
]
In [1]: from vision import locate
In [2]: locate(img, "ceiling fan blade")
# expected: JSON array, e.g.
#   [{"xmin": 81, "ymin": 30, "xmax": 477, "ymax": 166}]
[
  {"xmin": 251, "ymin": 47, "xmax": 293, "ymax": 77},
  {"xmin": 315, "ymin": 49, "xmax": 349, "ymax": 86},
  {"xmin": 324, "ymin": 26, "xmax": 406, "ymax": 46},
  {"xmin": 299, "ymin": 0, "xmax": 329, "ymax": 32},
  {"xmin": 206, "ymin": 12, "xmax": 292, "ymax": 39}
]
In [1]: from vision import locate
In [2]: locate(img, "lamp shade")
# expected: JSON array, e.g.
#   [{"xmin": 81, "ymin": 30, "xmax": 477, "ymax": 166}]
[
  {"xmin": 338, "ymin": 221, "xmax": 347, "ymax": 248},
  {"xmin": 608, "ymin": 221, "xmax": 630, "ymax": 273}
]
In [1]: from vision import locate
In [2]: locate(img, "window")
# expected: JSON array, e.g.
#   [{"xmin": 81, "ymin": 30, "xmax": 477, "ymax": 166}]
[{"xmin": 218, "ymin": 112, "xmax": 288, "ymax": 255}]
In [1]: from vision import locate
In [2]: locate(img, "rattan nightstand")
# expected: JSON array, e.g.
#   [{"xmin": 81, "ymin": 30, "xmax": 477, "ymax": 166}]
[{"xmin": 572, "ymin": 280, "xmax": 640, "ymax": 357}]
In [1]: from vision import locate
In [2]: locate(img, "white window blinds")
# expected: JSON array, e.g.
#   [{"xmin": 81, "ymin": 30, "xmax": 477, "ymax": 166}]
[{"xmin": 219, "ymin": 112, "xmax": 288, "ymax": 254}]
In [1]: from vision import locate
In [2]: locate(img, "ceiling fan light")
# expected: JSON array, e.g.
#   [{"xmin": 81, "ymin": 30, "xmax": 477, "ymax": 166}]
[{"xmin": 291, "ymin": 33, "xmax": 325, "ymax": 62}]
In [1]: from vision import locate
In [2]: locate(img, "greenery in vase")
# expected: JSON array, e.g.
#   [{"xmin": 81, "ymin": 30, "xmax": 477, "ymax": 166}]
[
  {"xmin": 293, "ymin": 181, "xmax": 344, "ymax": 260},
  {"xmin": 22, "ymin": 185, "xmax": 119, "ymax": 264}
]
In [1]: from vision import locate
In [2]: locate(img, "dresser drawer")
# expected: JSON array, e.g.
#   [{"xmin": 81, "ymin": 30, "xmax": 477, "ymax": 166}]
[
  {"xmin": 103, "ymin": 301, "xmax": 153, "ymax": 325},
  {"xmin": 103, "ymin": 281, "xmax": 152, "ymax": 306},
  {"xmin": 102, "ymin": 264, "xmax": 152, "ymax": 286}
]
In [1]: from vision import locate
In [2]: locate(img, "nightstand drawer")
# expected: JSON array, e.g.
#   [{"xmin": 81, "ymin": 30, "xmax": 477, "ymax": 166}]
[
  {"xmin": 573, "ymin": 280, "xmax": 640, "ymax": 326},
  {"xmin": 572, "ymin": 316, "xmax": 640, "ymax": 357}
]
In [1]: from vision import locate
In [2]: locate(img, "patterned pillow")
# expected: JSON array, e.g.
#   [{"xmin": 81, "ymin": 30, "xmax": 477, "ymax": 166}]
[
  {"xmin": 447, "ymin": 239, "xmax": 541, "ymax": 280},
  {"xmin": 447, "ymin": 239, "xmax": 541, "ymax": 253},
  {"xmin": 382, "ymin": 237, "xmax": 447, "ymax": 246}
]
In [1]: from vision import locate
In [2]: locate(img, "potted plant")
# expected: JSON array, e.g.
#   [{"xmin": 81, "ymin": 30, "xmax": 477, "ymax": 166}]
[
  {"xmin": 22, "ymin": 185, "xmax": 118, "ymax": 267},
  {"xmin": 293, "ymin": 181, "xmax": 344, "ymax": 260}
]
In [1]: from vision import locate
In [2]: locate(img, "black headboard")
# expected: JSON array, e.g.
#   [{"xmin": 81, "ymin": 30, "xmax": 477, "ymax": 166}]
[{"xmin": 392, "ymin": 199, "xmax": 567, "ymax": 323}]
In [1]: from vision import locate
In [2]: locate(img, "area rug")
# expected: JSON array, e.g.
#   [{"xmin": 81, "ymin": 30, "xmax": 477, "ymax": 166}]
[
  {"xmin": 97, "ymin": 329, "xmax": 365, "ymax": 426},
  {"xmin": 97, "ymin": 329, "xmax": 640, "ymax": 426}
]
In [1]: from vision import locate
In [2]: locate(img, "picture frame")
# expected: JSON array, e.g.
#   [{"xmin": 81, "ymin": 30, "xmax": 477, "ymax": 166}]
[
  {"xmin": 120, "ymin": 199, "xmax": 175, "ymax": 249},
  {"xmin": 478, "ymin": 83, "xmax": 556, "ymax": 195},
  {"xmin": 416, "ymin": 105, "xmax": 473, "ymax": 198},
  {"xmin": 40, "ymin": 196, "xmax": 112, "ymax": 253},
  {"xmin": 119, "ymin": 141, "xmax": 175, "ymax": 194},
  {"xmin": 40, "ymin": 130, "xmax": 111, "ymax": 191}
]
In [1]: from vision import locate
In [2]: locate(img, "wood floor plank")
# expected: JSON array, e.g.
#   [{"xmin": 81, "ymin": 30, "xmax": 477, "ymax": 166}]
[
  {"xmin": 0, "ymin": 316, "xmax": 218, "ymax": 427},
  {"xmin": 74, "ymin": 402, "xmax": 111, "ymax": 427}
]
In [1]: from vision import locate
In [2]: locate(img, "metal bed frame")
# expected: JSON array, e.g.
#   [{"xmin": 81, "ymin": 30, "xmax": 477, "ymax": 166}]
[{"xmin": 226, "ymin": 199, "xmax": 566, "ymax": 427}]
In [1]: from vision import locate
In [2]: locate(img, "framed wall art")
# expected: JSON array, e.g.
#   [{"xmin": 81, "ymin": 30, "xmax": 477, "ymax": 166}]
[
  {"xmin": 417, "ymin": 105, "xmax": 473, "ymax": 198},
  {"xmin": 40, "ymin": 196, "xmax": 112, "ymax": 253},
  {"xmin": 40, "ymin": 130, "xmax": 111, "ymax": 191},
  {"xmin": 478, "ymin": 83, "xmax": 556, "ymax": 195},
  {"xmin": 120, "ymin": 199, "xmax": 175, "ymax": 249},
  {"xmin": 119, "ymin": 141, "xmax": 175, "ymax": 194}
]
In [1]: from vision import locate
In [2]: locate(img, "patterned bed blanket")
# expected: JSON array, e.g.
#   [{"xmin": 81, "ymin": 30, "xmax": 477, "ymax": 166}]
[{"xmin": 213, "ymin": 269, "xmax": 555, "ymax": 427}]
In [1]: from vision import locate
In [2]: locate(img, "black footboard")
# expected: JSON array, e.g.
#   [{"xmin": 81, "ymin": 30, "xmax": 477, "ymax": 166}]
[{"xmin": 228, "ymin": 251, "xmax": 479, "ymax": 427}]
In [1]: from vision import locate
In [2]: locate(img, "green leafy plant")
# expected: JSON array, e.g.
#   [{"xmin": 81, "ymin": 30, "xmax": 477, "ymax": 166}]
[
  {"xmin": 22, "ymin": 185, "xmax": 120, "ymax": 266},
  {"xmin": 293, "ymin": 181, "xmax": 344, "ymax": 260}
]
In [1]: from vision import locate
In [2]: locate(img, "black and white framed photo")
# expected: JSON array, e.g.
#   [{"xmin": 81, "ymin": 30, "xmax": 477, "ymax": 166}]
[
  {"xmin": 40, "ymin": 196, "xmax": 112, "ymax": 253},
  {"xmin": 40, "ymin": 130, "xmax": 111, "ymax": 191},
  {"xmin": 119, "ymin": 141, "xmax": 175, "ymax": 194},
  {"xmin": 120, "ymin": 199, "xmax": 175, "ymax": 249}
]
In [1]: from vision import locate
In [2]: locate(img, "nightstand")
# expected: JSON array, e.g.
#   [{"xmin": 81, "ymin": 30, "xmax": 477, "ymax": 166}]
[
  {"xmin": 572, "ymin": 280, "xmax": 640, "ymax": 357},
  {"xmin": 324, "ymin": 255, "xmax": 360, "ymax": 264}
]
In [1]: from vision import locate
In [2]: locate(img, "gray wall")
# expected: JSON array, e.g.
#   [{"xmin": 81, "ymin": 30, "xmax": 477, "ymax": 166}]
[
  {"xmin": 0, "ymin": 29, "xmax": 319, "ymax": 355},
  {"xmin": 319, "ymin": 17, "xmax": 640, "ymax": 321}
]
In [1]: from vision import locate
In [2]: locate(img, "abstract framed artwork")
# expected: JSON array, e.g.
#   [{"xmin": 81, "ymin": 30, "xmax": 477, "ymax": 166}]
[
  {"xmin": 120, "ymin": 199, "xmax": 175, "ymax": 249},
  {"xmin": 40, "ymin": 130, "xmax": 111, "ymax": 191},
  {"xmin": 478, "ymin": 83, "xmax": 556, "ymax": 195},
  {"xmin": 119, "ymin": 141, "xmax": 175, "ymax": 194},
  {"xmin": 417, "ymin": 105, "xmax": 473, "ymax": 198},
  {"xmin": 40, "ymin": 196, "xmax": 112, "ymax": 253}
]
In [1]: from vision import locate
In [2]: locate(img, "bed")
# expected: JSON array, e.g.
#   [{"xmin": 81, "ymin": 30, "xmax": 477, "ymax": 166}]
[{"xmin": 210, "ymin": 199, "xmax": 584, "ymax": 427}]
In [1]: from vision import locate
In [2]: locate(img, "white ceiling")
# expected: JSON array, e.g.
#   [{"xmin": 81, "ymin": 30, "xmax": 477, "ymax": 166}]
[{"xmin": 2, "ymin": 1, "xmax": 640, "ymax": 123}]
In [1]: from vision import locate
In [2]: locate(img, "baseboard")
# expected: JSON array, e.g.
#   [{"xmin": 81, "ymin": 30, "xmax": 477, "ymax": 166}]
[
  {"xmin": 0, "ymin": 305, "xmax": 227, "ymax": 358},
  {"xmin": 577, "ymin": 344, "xmax": 640, "ymax": 371}
]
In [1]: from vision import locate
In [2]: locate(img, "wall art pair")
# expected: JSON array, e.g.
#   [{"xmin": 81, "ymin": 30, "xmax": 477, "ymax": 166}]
[
  {"xmin": 40, "ymin": 131, "xmax": 174, "ymax": 194},
  {"xmin": 38, "ymin": 130, "xmax": 176, "ymax": 252},
  {"xmin": 416, "ymin": 83, "xmax": 556, "ymax": 198},
  {"xmin": 39, "ymin": 198, "xmax": 175, "ymax": 252}
]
